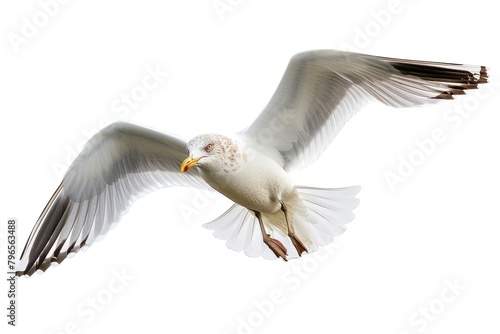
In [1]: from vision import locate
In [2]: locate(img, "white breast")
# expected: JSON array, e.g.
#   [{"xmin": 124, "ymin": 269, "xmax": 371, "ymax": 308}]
[{"xmin": 200, "ymin": 149, "xmax": 294, "ymax": 213}]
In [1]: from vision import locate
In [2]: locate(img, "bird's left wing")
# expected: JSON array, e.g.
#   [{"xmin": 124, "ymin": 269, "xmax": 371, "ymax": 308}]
[
  {"xmin": 240, "ymin": 50, "xmax": 487, "ymax": 172},
  {"xmin": 17, "ymin": 122, "xmax": 211, "ymax": 276}
]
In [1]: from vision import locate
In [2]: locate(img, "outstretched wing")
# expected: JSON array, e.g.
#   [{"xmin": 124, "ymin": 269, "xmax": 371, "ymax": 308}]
[
  {"xmin": 17, "ymin": 122, "xmax": 212, "ymax": 276},
  {"xmin": 240, "ymin": 50, "xmax": 488, "ymax": 172}
]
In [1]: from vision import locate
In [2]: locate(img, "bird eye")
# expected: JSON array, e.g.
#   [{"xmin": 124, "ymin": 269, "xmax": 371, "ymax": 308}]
[{"xmin": 204, "ymin": 143, "xmax": 214, "ymax": 152}]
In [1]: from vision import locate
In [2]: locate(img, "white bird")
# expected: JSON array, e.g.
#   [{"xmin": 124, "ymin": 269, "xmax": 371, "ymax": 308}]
[{"xmin": 16, "ymin": 50, "xmax": 488, "ymax": 276}]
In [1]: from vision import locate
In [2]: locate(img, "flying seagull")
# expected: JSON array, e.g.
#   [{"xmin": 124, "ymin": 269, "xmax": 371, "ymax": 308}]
[{"xmin": 16, "ymin": 50, "xmax": 488, "ymax": 277}]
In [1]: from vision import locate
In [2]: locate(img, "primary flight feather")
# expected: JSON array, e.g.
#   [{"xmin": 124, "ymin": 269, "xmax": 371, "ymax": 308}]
[{"xmin": 16, "ymin": 50, "xmax": 488, "ymax": 276}]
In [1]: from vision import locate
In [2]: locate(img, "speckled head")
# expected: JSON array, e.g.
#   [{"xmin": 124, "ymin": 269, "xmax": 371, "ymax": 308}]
[{"xmin": 181, "ymin": 134, "xmax": 242, "ymax": 173}]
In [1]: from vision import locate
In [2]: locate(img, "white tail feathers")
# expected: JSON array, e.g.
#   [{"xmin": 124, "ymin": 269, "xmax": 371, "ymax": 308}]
[{"xmin": 203, "ymin": 185, "xmax": 361, "ymax": 260}]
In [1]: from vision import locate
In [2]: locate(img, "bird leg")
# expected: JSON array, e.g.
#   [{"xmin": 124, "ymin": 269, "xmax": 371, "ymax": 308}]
[
  {"xmin": 281, "ymin": 202, "xmax": 308, "ymax": 256},
  {"xmin": 254, "ymin": 211, "xmax": 288, "ymax": 261}
]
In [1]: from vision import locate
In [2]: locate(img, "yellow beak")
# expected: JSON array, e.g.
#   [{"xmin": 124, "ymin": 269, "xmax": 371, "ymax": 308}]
[{"xmin": 180, "ymin": 156, "xmax": 203, "ymax": 173}]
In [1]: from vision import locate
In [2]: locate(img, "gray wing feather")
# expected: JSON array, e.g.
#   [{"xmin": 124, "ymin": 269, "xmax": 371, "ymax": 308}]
[
  {"xmin": 241, "ymin": 50, "xmax": 487, "ymax": 171},
  {"xmin": 17, "ymin": 122, "xmax": 211, "ymax": 276}
]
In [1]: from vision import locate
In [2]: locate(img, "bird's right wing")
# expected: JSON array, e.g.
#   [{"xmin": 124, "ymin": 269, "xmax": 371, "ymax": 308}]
[
  {"xmin": 17, "ymin": 122, "xmax": 212, "ymax": 277},
  {"xmin": 240, "ymin": 50, "xmax": 488, "ymax": 172}
]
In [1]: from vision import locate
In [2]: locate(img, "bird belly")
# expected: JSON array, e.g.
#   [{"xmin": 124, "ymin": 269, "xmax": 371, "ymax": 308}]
[{"xmin": 200, "ymin": 156, "xmax": 294, "ymax": 213}]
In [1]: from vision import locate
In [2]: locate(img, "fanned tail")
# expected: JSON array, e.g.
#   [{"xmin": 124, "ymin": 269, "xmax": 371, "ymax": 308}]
[
  {"xmin": 292, "ymin": 185, "xmax": 361, "ymax": 253},
  {"xmin": 203, "ymin": 185, "xmax": 361, "ymax": 260},
  {"xmin": 202, "ymin": 204, "xmax": 278, "ymax": 259}
]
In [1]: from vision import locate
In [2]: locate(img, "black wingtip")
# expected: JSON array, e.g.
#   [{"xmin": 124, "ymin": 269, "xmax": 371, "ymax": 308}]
[
  {"xmin": 16, "ymin": 182, "xmax": 69, "ymax": 277},
  {"xmin": 390, "ymin": 60, "xmax": 488, "ymax": 100},
  {"xmin": 478, "ymin": 66, "xmax": 488, "ymax": 84}
]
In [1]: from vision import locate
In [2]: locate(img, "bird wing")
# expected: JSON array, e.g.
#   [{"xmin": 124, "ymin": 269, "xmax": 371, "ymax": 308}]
[
  {"xmin": 240, "ymin": 50, "xmax": 488, "ymax": 172},
  {"xmin": 17, "ymin": 122, "xmax": 211, "ymax": 276}
]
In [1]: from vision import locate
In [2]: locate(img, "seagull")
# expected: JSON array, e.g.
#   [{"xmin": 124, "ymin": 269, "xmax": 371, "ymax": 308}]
[{"xmin": 16, "ymin": 50, "xmax": 488, "ymax": 277}]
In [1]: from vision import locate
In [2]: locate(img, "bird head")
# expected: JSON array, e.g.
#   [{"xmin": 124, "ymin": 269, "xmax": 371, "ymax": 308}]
[{"xmin": 181, "ymin": 134, "xmax": 241, "ymax": 173}]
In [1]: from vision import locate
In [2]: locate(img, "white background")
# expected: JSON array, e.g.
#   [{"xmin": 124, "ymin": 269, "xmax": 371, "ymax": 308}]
[{"xmin": 1, "ymin": 1, "xmax": 499, "ymax": 333}]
